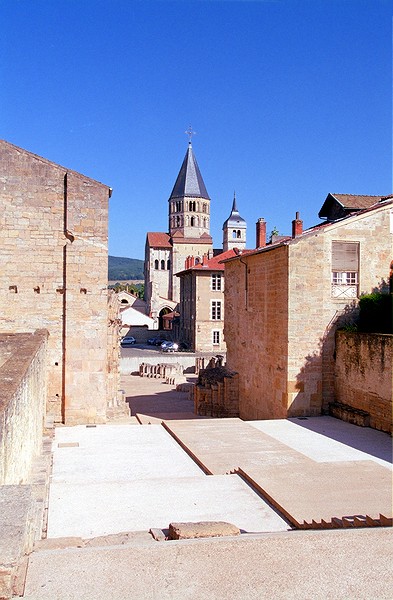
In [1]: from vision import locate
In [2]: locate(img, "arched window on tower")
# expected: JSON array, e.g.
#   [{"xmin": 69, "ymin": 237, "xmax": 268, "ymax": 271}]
[
  {"xmin": 237, "ymin": 230, "xmax": 241, "ymax": 238},
  {"xmin": 154, "ymin": 259, "xmax": 159, "ymax": 269},
  {"xmin": 167, "ymin": 259, "xmax": 170, "ymax": 270},
  {"xmin": 161, "ymin": 260, "xmax": 165, "ymax": 270},
  {"xmin": 176, "ymin": 216, "xmax": 180, "ymax": 227},
  {"xmin": 232, "ymin": 230, "xmax": 237, "ymax": 239},
  {"xmin": 202, "ymin": 203, "xmax": 207, "ymax": 213},
  {"xmin": 189, "ymin": 201, "xmax": 196, "ymax": 212},
  {"xmin": 191, "ymin": 216, "xmax": 195, "ymax": 226},
  {"xmin": 204, "ymin": 218, "xmax": 207, "ymax": 228}
]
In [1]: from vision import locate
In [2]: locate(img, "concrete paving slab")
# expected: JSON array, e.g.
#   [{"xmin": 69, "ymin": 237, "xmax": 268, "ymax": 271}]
[
  {"xmin": 23, "ymin": 528, "xmax": 393, "ymax": 600},
  {"xmin": 47, "ymin": 474, "xmax": 289, "ymax": 539},
  {"xmin": 51, "ymin": 424, "xmax": 205, "ymax": 484},
  {"xmin": 164, "ymin": 418, "xmax": 311, "ymax": 474},
  {"xmin": 121, "ymin": 374, "xmax": 198, "ymax": 421},
  {"xmin": 136, "ymin": 412, "xmax": 207, "ymax": 424},
  {"xmin": 239, "ymin": 459, "xmax": 392, "ymax": 528},
  {"xmin": 249, "ymin": 416, "xmax": 392, "ymax": 468}
]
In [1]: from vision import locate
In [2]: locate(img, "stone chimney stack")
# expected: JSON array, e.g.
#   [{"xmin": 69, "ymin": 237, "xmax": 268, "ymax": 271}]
[
  {"xmin": 292, "ymin": 212, "xmax": 303, "ymax": 238},
  {"xmin": 256, "ymin": 218, "xmax": 266, "ymax": 248}
]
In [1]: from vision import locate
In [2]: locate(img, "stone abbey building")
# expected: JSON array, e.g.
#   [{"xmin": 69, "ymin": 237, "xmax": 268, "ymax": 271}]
[{"xmin": 144, "ymin": 141, "xmax": 247, "ymax": 329}]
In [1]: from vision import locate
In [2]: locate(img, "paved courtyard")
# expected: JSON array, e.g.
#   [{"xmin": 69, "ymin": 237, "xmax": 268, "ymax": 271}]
[{"xmin": 20, "ymin": 374, "xmax": 393, "ymax": 599}]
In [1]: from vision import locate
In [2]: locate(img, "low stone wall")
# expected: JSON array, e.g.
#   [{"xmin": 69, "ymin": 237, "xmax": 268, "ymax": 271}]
[
  {"xmin": 121, "ymin": 353, "xmax": 197, "ymax": 375},
  {"xmin": 334, "ymin": 331, "xmax": 392, "ymax": 434},
  {"xmin": 0, "ymin": 330, "xmax": 48, "ymax": 484},
  {"xmin": 194, "ymin": 364, "xmax": 239, "ymax": 418}
]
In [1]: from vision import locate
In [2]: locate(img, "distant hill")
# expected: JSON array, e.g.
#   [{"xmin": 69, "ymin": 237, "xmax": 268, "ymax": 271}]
[{"xmin": 108, "ymin": 256, "xmax": 144, "ymax": 281}]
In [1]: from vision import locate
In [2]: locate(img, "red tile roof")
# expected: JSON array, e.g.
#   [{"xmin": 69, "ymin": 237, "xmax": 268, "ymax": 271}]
[
  {"xmin": 147, "ymin": 232, "xmax": 172, "ymax": 248},
  {"xmin": 331, "ymin": 194, "xmax": 392, "ymax": 209},
  {"xmin": 177, "ymin": 248, "xmax": 242, "ymax": 275}
]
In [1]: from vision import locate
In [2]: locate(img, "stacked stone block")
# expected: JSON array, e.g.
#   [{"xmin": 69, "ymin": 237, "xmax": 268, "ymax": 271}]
[{"xmin": 0, "ymin": 140, "xmax": 117, "ymax": 424}]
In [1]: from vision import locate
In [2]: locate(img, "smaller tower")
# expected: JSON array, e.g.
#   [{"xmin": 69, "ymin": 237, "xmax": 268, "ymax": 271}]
[{"xmin": 222, "ymin": 193, "xmax": 247, "ymax": 251}]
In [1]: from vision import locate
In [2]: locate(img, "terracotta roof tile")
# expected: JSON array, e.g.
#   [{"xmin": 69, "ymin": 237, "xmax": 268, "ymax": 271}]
[
  {"xmin": 331, "ymin": 194, "xmax": 391, "ymax": 209},
  {"xmin": 147, "ymin": 232, "xmax": 172, "ymax": 248}
]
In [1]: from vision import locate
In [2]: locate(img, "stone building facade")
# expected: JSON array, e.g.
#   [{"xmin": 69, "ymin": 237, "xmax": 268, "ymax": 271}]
[
  {"xmin": 224, "ymin": 194, "xmax": 393, "ymax": 420},
  {"xmin": 0, "ymin": 140, "xmax": 119, "ymax": 424},
  {"xmin": 177, "ymin": 248, "xmax": 239, "ymax": 352}
]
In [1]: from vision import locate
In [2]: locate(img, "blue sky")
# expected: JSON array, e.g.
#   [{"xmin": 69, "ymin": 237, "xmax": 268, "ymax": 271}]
[{"xmin": 2, "ymin": 0, "xmax": 392, "ymax": 260}]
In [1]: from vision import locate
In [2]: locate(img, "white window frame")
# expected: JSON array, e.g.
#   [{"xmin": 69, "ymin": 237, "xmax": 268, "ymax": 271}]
[
  {"xmin": 331, "ymin": 241, "xmax": 359, "ymax": 299},
  {"xmin": 211, "ymin": 273, "xmax": 222, "ymax": 291},
  {"xmin": 211, "ymin": 300, "xmax": 222, "ymax": 320},
  {"xmin": 212, "ymin": 330, "xmax": 220, "ymax": 345}
]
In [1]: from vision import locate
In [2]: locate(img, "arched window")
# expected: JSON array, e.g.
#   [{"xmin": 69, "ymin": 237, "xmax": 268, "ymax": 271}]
[
  {"xmin": 232, "ymin": 230, "xmax": 237, "ymax": 239},
  {"xmin": 191, "ymin": 216, "xmax": 195, "ymax": 226},
  {"xmin": 176, "ymin": 216, "xmax": 180, "ymax": 227},
  {"xmin": 189, "ymin": 201, "xmax": 196, "ymax": 212},
  {"xmin": 237, "ymin": 230, "xmax": 241, "ymax": 238},
  {"xmin": 167, "ymin": 259, "xmax": 170, "ymax": 270},
  {"xmin": 161, "ymin": 260, "xmax": 165, "ymax": 270},
  {"xmin": 154, "ymin": 259, "xmax": 159, "ymax": 269},
  {"xmin": 202, "ymin": 203, "xmax": 207, "ymax": 213},
  {"xmin": 204, "ymin": 218, "xmax": 207, "ymax": 228}
]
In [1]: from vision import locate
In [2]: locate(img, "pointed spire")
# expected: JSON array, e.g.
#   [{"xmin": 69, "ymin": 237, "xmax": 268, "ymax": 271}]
[
  {"xmin": 223, "ymin": 193, "xmax": 246, "ymax": 228},
  {"xmin": 169, "ymin": 143, "xmax": 210, "ymax": 200},
  {"xmin": 232, "ymin": 191, "xmax": 238, "ymax": 213}
]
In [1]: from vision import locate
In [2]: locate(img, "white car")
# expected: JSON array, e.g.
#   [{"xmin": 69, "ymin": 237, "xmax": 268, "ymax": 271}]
[{"xmin": 121, "ymin": 336, "xmax": 136, "ymax": 347}]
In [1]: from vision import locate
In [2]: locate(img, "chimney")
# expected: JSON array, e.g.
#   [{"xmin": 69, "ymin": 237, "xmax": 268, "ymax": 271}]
[
  {"xmin": 202, "ymin": 253, "xmax": 208, "ymax": 266},
  {"xmin": 292, "ymin": 212, "xmax": 303, "ymax": 238},
  {"xmin": 256, "ymin": 218, "xmax": 266, "ymax": 248}
]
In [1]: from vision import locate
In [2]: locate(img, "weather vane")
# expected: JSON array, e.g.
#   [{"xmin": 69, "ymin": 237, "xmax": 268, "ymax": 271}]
[{"xmin": 185, "ymin": 125, "xmax": 196, "ymax": 143}]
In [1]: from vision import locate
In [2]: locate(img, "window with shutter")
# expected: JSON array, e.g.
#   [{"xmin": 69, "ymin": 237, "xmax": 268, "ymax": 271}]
[{"xmin": 331, "ymin": 241, "xmax": 359, "ymax": 298}]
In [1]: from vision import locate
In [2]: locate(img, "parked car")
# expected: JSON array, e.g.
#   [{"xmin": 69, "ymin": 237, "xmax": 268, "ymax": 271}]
[
  {"xmin": 161, "ymin": 341, "xmax": 178, "ymax": 352},
  {"xmin": 147, "ymin": 337, "xmax": 169, "ymax": 346},
  {"xmin": 121, "ymin": 336, "xmax": 136, "ymax": 347},
  {"xmin": 178, "ymin": 342, "xmax": 189, "ymax": 351}
]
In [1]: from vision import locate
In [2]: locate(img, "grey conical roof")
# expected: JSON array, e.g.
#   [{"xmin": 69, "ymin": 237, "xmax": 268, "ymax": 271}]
[
  {"xmin": 223, "ymin": 194, "xmax": 246, "ymax": 228},
  {"xmin": 169, "ymin": 143, "xmax": 210, "ymax": 200}
]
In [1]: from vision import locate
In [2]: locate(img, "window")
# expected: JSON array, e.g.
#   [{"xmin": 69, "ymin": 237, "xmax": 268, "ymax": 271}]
[
  {"xmin": 211, "ymin": 273, "xmax": 222, "ymax": 291},
  {"xmin": 211, "ymin": 300, "xmax": 222, "ymax": 320},
  {"xmin": 191, "ymin": 216, "xmax": 195, "ymax": 226},
  {"xmin": 189, "ymin": 201, "xmax": 196, "ymax": 211},
  {"xmin": 154, "ymin": 259, "xmax": 159, "ymax": 269},
  {"xmin": 232, "ymin": 230, "xmax": 237, "ymax": 239},
  {"xmin": 331, "ymin": 242, "xmax": 359, "ymax": 298},
  {"xmin": 167, "ymin": 259, "xmax": 170, "ymax": 270},
  {"xmin": 160, "ymin": 260, "xmax": 165, "ymax": 270},
  {"xmin": 212, "ymin": 330, "xmax": 220, "ymax": 345}
]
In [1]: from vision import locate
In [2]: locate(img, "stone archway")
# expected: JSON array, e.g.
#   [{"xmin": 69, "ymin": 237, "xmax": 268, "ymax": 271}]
[{"xmin": 158, "ymin": 307, "xmax": 172, "ymax": 331}]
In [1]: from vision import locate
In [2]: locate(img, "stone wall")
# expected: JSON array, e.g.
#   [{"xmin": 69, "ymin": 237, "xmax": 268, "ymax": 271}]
[
  {"xmin": 0, "ymin": 330, "xmax": 48, "ymax": 485},
  {"xmin": 0, "ymin": 140, "xmax": 115, "ymax": 424},
  {"xmin": 334, "ymin": 331, "xmax": 392, "ymax": 434},
  {"xmin": 225, "ymin": 245, "xmax": 289, "ymax": 420}
]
